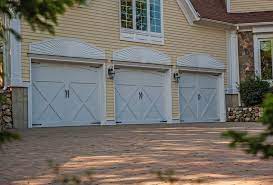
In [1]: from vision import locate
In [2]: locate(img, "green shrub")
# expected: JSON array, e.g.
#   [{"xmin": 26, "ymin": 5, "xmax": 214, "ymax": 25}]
[
  {"xmin": 239, "ymin": 77, "xmax": 271, "ymax": 107},
  {"xmin": 223, "ymin": 93, "xmax": 273, "ymax": 159}
]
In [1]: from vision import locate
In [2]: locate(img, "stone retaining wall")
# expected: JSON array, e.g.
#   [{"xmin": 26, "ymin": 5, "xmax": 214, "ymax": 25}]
[
  {"xmin": 227, "ymin": 107, "xmax": 263, "ymax": 122},
  {"xmin": 0, "ymin": 88, "xmax": 12, "ymax": 129}
]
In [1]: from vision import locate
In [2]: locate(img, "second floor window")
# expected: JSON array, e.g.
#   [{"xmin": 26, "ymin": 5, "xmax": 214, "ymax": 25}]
[{"xmin": 121, "ymin": 0, "xmax": 162, "ymax": 33}]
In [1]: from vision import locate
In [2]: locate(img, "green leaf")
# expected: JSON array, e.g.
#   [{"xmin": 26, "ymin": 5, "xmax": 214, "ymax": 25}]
[{"xmin": 0, "ymin": 130, "xmax": 21, "ymax": 149}]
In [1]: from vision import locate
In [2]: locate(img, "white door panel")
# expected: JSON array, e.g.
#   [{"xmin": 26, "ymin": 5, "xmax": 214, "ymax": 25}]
[
  {"xmin": 198, "ymin": 75, "xmax": 219, "ymax": 121},
  {"xmin": 32, "ymin": 62, "xmax": 100, "ymax": 127},
  {"xmin": 115, "ymin": 69, "xmax": 166, "ymax": 123},
  {"xmin": 116, "ymin": 85, "xmax": 142, "ymax": 122},
  {"xmin": 66, "ymin": 66, "xmax": 100, "ymax": 124},
  {"xmin": 180, "ymin": 73, "xmax": 220, "ymax": 122},
  {"xmin": 179, "ymin": 74, "xmax": 198, "ymax": 122},
  {"xmin": 32, "ymin": 63, "xmax": 66, "ymax": 126},
  {"xmin": 142, "ymin": 86, "xmax": 165, "ymax": 121}
]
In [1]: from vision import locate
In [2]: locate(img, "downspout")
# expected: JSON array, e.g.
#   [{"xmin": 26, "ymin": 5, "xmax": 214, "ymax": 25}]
[{"xmin": 2, "ymin": 14, "xmax": 11, "ymax": 90}]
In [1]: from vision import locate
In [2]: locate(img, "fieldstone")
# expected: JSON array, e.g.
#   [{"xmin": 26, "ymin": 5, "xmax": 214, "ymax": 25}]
[
  {"xmin": 5, "ymin": 109, "xmax": 11, "ymax": 116},
  {"xmin": 1, "ymin": 104, "xmax": 9, "ymax": 110},
  {"xmin": 227, "ymin": 106, "xmax": 263, "ymax": 123},
  {"xmin": 3, "ymin": 116, "xmax": 12, "ymax": 123},
  {"xmin": 5, "ymin": 98, "xmax": 11, "ymax": 105},
  {"xmin": 245, "ymin": 118, "xmax": 251, "ymax": 122}
]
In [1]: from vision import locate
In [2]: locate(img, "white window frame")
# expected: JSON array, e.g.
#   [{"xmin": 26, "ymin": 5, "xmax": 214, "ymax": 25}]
[
  {"xmin": 119, "ymin": 0, "xmax": 164, "ymax": 45},
  {"xmin": 254, "ymin": 33, "xmax": 273, "ymax": 82}
]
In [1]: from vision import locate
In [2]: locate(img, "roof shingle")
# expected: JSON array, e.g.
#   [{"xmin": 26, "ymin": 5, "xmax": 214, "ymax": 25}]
[{"xmin": 190, "ymin": 0, "xmax": 273, "ymax": 24}]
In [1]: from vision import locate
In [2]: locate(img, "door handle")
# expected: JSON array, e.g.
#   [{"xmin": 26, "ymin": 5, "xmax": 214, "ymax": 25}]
[
  {"xmin": 65, "ymin": 90, "xmax": 70, "ymax": 98},
  {"xmin": 139, "ymin": 92, "xmax": 143, "ymax": 100},
  {"xmin": 198, "ymin": 94, "xmax": 201, "ymax": 100}
]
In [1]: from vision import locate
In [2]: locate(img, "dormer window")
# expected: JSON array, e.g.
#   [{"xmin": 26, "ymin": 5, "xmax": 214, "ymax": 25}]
[{"xmin": 120, "ymin": 0, "xmax": 164, "ymax": 45}]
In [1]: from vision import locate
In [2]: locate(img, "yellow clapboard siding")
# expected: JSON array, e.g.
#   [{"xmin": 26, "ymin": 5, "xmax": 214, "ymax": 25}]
[
  {"xmin": 21, "ymin": 0, "xmax": 228, "ymax": 120},
  {"xmin": 231, "ymin": 0, "xmax": 273, "ymax": 13}
]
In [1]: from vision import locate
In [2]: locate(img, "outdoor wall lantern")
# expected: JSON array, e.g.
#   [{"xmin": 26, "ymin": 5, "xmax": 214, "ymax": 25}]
[
  {"xmin": 173, "ymin": 69, "xmax": 181, "ymax": 83},
  {"xmin": 107, "ymin": 65, "xmax": 115, "ymax": 79}
]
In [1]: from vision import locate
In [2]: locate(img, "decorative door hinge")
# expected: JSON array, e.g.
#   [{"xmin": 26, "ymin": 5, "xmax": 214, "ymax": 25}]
[
  {"xmin": 32, "ymin": 124, "xmax": 42, "ymax": 126},
  {"xmin": 160, "ymin": 120, "xmax": 167, "ymax": 123},
  {"xmin": 90, "ymin": 122, "xmax": 101, "ymax": 125}
]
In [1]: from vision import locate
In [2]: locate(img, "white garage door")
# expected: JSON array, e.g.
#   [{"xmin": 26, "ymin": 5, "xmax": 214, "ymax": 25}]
[
  {"xmin": 115, "ymin": 69, "xmax": 167, "ymax": 124},
  {"xmin": 179, "ymin": 73, "xmax": 220, "ymax": 122},
  {"xmin": 32, "ymin": 62, "xmax": 100, "ymax": 127}
]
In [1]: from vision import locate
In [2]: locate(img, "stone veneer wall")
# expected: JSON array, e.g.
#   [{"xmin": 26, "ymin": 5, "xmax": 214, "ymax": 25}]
[
  {"xmin": 238, "ymin": 31, "xmax": 255, "ymax": 81},
  {"xmin": 227, "ymin": 107, "xmax": 263, "ymax": 122},
  {"xmin": 0, "ymin": 88, "xmax": 13, "ymax": 128}
]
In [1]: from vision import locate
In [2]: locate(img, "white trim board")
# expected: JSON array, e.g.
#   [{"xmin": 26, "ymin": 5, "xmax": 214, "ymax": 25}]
[
  {"xmin": 177, "ymin": 53, "xmax": 226, "ymax": 71},
  {"xmin": 28, "ymin": 54, "xmax": 107, "ymax": 67},
  {"xmin": 10, "ymin": 17, "xmax": 22, "ymax": 86},
  {"xmin": 113, "ymin": 46, "xmax": 171, "ymax": 65},
  {"xmin": 113, "ymin": 60, "xmax": 171, "ymax": 71},
  {"xmin": 226, "ymin": 31, "xmax": 240, "ymax": 94},
  {"xmin": 253, "ymin": 33, "xmax": 273, "ymax": 78},
  {"xmin": 29, "ymin": 38, "xmax": 106, "ymax": 60},
  {"xmin": 176, "ymin": 0, "xmax": 200, "ymax": 25}
]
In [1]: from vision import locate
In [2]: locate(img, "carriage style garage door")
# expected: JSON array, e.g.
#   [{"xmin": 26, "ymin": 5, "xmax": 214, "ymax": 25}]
[
  {"xmin": 115, "ymin": 69, "xmax": 167, "ymax": 124},
  {"xmin": 179, "ymin": 72, "xmax": 220, "ymax": 122},
  {"xmin": 32, "ymin": 62, "xmax": 100, "ymax": 127}
]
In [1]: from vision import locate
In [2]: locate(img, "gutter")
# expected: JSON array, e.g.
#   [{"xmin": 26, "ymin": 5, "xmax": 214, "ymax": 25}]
[
  {"xmin": 235, "ymin": 21, "xmax": 273, "ymax": 27},
  {"xmin": 199, "ymin": 18, "xmax": 235, "ymax": 27},
  {"xmin": 183, "ymin": 0, "xmax": 273, "ymax": 29}
]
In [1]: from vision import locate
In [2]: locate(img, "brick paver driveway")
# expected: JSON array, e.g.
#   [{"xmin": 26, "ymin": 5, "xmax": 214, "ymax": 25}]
[{"xmin": 1, "ymin": 123, "xmax": 273, "ymax": 185}]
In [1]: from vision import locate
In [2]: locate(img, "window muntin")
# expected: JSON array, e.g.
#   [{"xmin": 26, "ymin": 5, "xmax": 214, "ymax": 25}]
[
  {"xmin": 121, "ymin": 0, "xmax": 133, "ymax": 29},
  {"xmin": 120, "ymin": 0, "xmax": 162, "ymax": 33},
  {"xmin": 136, "ymin": 0, "xmax": 148, "ymax": 31},
  {"xmin": 150, "ymin": 0, "xmax": 161, "ymax": 33},
  {"xmin": 260, "ymin": 40, "xmax": 273, "ymax": 80}
]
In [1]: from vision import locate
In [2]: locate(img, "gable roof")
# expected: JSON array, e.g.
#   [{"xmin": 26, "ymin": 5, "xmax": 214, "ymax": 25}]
[{"xmin": 188, "ymin": 0, "xmax": 273, "ymax": 24}]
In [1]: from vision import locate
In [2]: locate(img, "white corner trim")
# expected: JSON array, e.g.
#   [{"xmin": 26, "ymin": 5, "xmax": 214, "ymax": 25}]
[
  {"xmin": 177, "ymin": 53, "xmax": 225, "ymax": 70},
  {"xmin": 226, "ymin": 31, "xmax": 240, "ymax": 94},
  {"xmin": 253, "ymin": 33, "xmax": 273, "ymax": 78},
  {"xmin": 226, "ymin": 0, "xmax": 231, "ymax": 13},
  {"xmin": 219, "ymin": 73, "xmax": 227, "ymax": 122},
  {"xmin": 10, "ymin": 17, "xmax": 22, "ymax": 86},
  {"xmin": 253, "ymin": 26, "xmax": 273, "ymax": 34},
  {"xmin": 29, "ymin": 38, "xmax": 106, "ymax": 60},
  {"xmin": 165, "ymin": 69, "xmax": 173, "ymax": 123},
  {"xmin": 176, "ymin": 0, "xmax": 200, "ymax": 25},
  {"xmin": 113, "ymin": 46, "xmax": 171, "ymax": 65}
]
